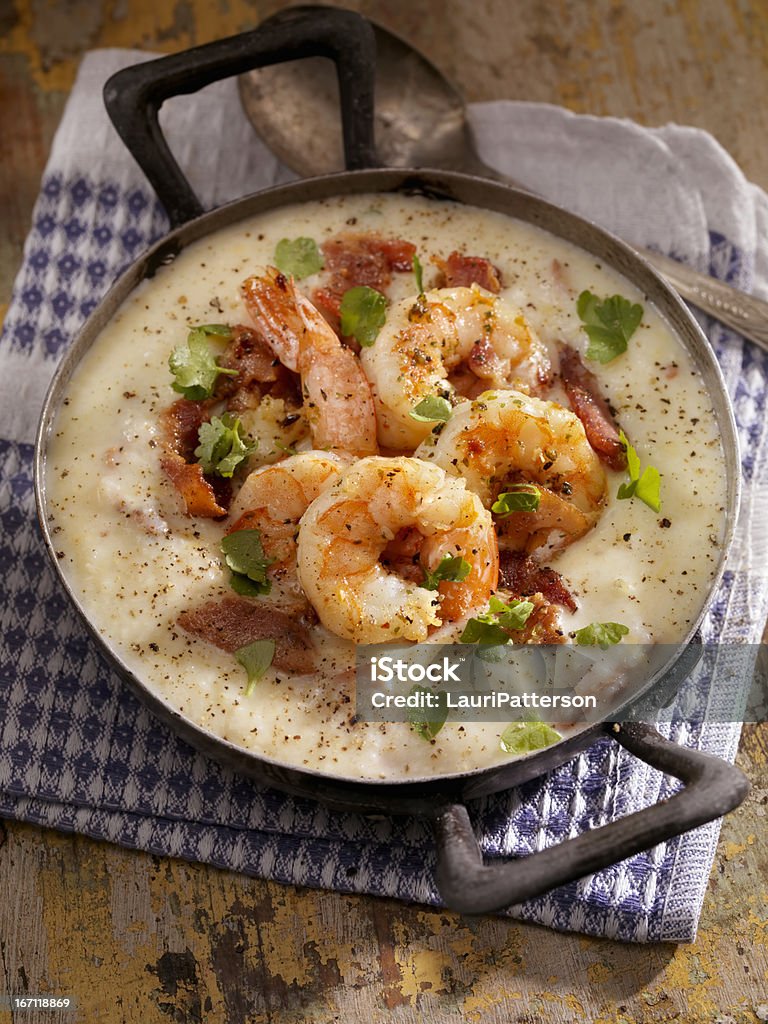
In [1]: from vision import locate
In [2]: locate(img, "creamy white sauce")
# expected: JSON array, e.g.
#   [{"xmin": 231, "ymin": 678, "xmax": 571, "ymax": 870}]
[{"xmin": 45, "ymin": 193, "xmax": 727, "ymax": 780}]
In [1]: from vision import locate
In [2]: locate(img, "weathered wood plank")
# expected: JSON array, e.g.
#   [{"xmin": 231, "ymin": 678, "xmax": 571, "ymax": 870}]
[{"xmin": 1, "ymin": 1, "xmax": 767, "ymax": 1021}]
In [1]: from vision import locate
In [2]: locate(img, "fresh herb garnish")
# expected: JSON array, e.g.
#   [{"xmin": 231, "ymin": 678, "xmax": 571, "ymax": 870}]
[
  {"xmin": 459, "ymin": 595, "xmax": 535, "ymax": 644},
  {"xmin": 491, "ymin": 485, "xmax": 542, "ymax": 516},
  {"xmin": 274, "ymin": 237, "xmax": 324, "ymax": 280},
  {"xmin": 413, "ymin": 253, "xmax": 425, "ymax": 294},
  {"xmin": 409, "ymin": 395, "xmax": 453, "ymax": 423},
  {"xmin": 339, "ymin": 286, "xmax": 387, "ymax": 346},
  {"xmin": 422, "ymin": 554, "xmax": 471, "ymax": 591},
  {"xmin": 500, "ymin": 721, "xmax": 561, "ymax": 755},
  {"xmin": 169, "ymin": 324, "xmax": 236, "ymax": 400},
  {"xmin": 577, "ymin": 290, "xmax": 643, "ymax": 364},
  {"xmin": 235, "ymin": 639, "xmax": 276, "ymax": 696},
  {"xmin": 574, "ymin": 621, "xmax": 629, "ymax": 647},
  {"xmin": 408, "ymin": 685, "xmax": 449, "ymax": 740},
  {"xmin": 221, "ymin": 529, "xmax": 272, "ymax": 595},
  {"xmin": 617, "ymin": 430, "xmax": 662, "ymax": 512},
  {"xmin": 195, "ymin": 414, "xmax": 256, "ymax": 477}
]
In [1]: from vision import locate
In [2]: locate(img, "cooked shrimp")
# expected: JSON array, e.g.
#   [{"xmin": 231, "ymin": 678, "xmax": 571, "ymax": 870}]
[
  {"xmin": 296, "ymin": 456, "xmax": 499, "ymax": 642},
  {"xmin": 227, "ymin": 451, "xmax": 351, "ymax": 589},
  {"xmin": 242, "ymin": 269, "xmax": 378, "ymax": 456},
  {"xmin": 415, "ymin": 390, "xmax": 607, "ymax": 554},
  {"xmin": 359, "ymin": 285, "xmax": 550, "ymax": 450}
]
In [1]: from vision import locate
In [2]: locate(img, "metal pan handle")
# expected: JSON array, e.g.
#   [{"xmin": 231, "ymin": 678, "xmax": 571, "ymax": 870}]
[
  {"xmin": 103, "ymin": 7, "xmax": 377, "ymax": 227},
  {"xmin": 432, "ymin": 722, "xmax": 749, "ymax": 915}
]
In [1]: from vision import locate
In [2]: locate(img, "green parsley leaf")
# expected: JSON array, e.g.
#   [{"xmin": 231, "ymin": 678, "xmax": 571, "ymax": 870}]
[
  {"xmin": 413, "ymin": 253, "xmax": 424, "ymax": 294},
  {"xmin": 490, "ymin": 595, "xmax": 536, "ymax": 631},
  {"xmin": 460, "ymin": 596, "xmax": 534, "ymax": 644},
  {"xmin": 577, "ymin": 290, "xmax": 643, "ymax": 364},
  {"xmin": 574, "ymin": 621, "xmax": 629, "ymax": 647},
  {"xmin": 491, "ymin": 485, "xmax": 542, "ymax": 516},
  {"xmin": 339, "ymin": 286, "xmax": 387, "ymax": 346},
  {"xmin": 274, "ymin": 237, "xmax": 324, "ymax": 280},
  {"xmin": 169, "ymin": 324, "xmax": 236, "ymax": 400},
  {"xmin": 617, "ymin": 430, "xmax": 662, "ymax": 512},
  {"xmin": 408, "ymin": 685, "xmax": 449, "ymax": 740},
  {"xmin": 500, "ymin": 721, "xmax": 561, "ymax": 755},
  {"xmin": 409, "ymin": 395, "xmax": 453, "ymax": 422},
  {"xmin": 422, "ymin": 554, "xmax": 471, "ymax": 591},
  {"xmin": 221, "ymin": 529, "xmax": 272, "ymax": 595},
  {"xmin": 459, "ymin": 619, "xmax": 512, "ymax": 645},
  {"xmin": 235, "ymin": 639, "xmax": 276, "ymax": 696},
  {"xmin": 195, "ymin": 414, "xmax": 256, "ymax": 477}
]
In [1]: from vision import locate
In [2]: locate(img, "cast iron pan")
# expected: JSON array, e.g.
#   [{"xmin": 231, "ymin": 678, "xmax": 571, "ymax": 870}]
[{"xmin": 34, "ymin": 7, "xmax": 749, "ymax": 914}]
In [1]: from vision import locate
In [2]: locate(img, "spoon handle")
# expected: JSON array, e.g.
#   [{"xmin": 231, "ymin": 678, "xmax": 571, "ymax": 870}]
[
  {"xmin": 637, "ymin": 248, "xmax": 768, "ymax": 352},
  {"xmin": 476, "ymin": 159, "xmax": 768, "ymax": 353}
]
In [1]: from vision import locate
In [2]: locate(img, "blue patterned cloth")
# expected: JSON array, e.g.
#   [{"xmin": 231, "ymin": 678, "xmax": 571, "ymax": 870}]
[{"xmin": 1, "ymin": 52, "xmax": 767, "ymax": 942}]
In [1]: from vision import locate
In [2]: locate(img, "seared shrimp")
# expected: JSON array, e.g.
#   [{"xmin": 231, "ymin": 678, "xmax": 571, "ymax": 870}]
[
  {"xmin": 296, "ymin": 456, "xmax": 499, "ymax": 642},
  {"xmin": 228, "ymin": 450, "xmax": 351, "ymax": 591},
  {"xmin": 416, "ymin": 390, "xmax": 607, "ymax": 554},
  {"xmin": 242, "ymin": 268, "xmax": 378, "ymax": 456},
  {"xmin": 359, "ymin": 285, "xmax": 550, "ymax": 450}
]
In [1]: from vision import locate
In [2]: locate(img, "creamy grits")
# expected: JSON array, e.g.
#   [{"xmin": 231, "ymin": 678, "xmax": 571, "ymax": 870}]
[{"xmin": 44, "ymin": 192, "xmax": 727, "ymax": 780}]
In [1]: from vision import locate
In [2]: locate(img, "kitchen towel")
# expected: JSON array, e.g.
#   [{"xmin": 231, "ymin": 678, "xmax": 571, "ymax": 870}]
[{"xmin": 1, "ymin": 49, "xmax": 766, "ymax": 943}]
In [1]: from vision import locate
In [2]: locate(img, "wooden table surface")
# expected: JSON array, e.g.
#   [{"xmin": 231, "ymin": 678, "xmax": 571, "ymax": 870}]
[{"xmin": 1, "ymin": 2, "xmax": 767, "ymax": 1021}]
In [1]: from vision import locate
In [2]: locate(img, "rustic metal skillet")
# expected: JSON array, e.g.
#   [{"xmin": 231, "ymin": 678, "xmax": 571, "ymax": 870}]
[{"xmin": 34, "ymin": 8, "xmax": 748, "ymax": 915}]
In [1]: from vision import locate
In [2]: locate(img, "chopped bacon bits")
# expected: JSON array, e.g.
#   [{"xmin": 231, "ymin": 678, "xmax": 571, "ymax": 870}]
[
  {"xmin": 434, "ymin": 251, "xmax": 503, "ymax": 293},
  {"xmin": 312, "ymin": 232, "xmax": 417, "ymax": 333},
  {"xmin": 514, "ymin": 593, "xmax": 567, "ymax": 644},
  {"xmin": 159, "ymin": 399, "xmax": 229, "ymax": 518},
  {"xmin": 559, "ymin": 344, "xmax": 627, "ymax": 471},
  {"xmin": 499, "ymin": 550, "xmax": 578, "ymax": 612},
  {"xmin": 178, "ymin": 596, "xmax": 315, "ymax": 673},
  {"xmin": 216, "ymin": 324, "xmax": 301, "ymax": 414},
  {"xmin": 160, "ymin": 452, "xmax": 229, "ymax": 518}
]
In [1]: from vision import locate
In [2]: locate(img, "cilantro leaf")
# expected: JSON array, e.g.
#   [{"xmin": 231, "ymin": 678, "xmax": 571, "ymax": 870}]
[
  {"xmin": 221, "ymin": 529, "xmax": 272, "ymax": 595},
  {"xmin": 422, "ymin": 554, "xmax": 471, "ymax": 591},
  {"xmin": 460, "ymin": 596, "xmax": 534, "ymax": 644},
  {"xmin": 195, "ymin": 414, "xmax": 256, "ymax": 477},
  {"xmin": 577, "ymin": 290, "xmax": 643, "ymax": 364},
  {"xmin": 169, "ymin": 324, "xmax": 236, "ymax": 400},
  {"xmin": 409, "ymin": 395, "xmax": 453, "ymax": 423},
  {"xmin": 491, "ymin": 485, "xmax": 541, "ymax": 516},
  {"xmin": 617, "ymin": 430, "xmax": 662, "ymax": 512},
  {"xmin": 274, "ymin": 237, "xmax": 324, "ymax": 280},
  {"xmin": 413, "ymin": 253, "xmax": 424, "ymax": 294},
  {"xmin": 574, "ymin": 621, "xmax": 629, "ymax": 647},
  {"xmin": 459, "ymin": 618, "xmax": 512, "ymax": 645},
  {"xmin": 339, "ymin": 286, "xmax": 387, "ymax": 346},
  {"xmin": 490, "ymin": 595, "xmax": 535, "ymax": 631},
  {"xmin": 408, "ymin": 685, "xmax": 449, "ymax": 740},
  {"xmin": 500, "ymin": 721, "xmax": 561, "ymax": 755},
  {"xmin": 235, "ymin": 639, "xmax": 276, "ymax": 696}
]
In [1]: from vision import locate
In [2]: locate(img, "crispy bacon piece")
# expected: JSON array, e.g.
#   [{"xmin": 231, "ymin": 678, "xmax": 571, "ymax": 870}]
[
  {"xmin": 159, "ymin": 399, "xmax": 230, "ymax": 518},
  {"xmin": 467, "ymin": 336, "xmax": 506, "ymax": 380},
  {"xmin": 178, "ymin": 597, "xmax": 316, "ymax": 674},
  {"xmin": 434, "ymin": 251, "xmax": 503, "ymax": 293},
  {"xmin": 559, "ymin": 345, "xmax": 627, "ymax": 471},
  {"xmin": 312, "ymin": 232, "xmax": 417, "ymax": 333},
  {"xmin": 214, "ymin": 322, "xmax": 303, "ymax": 413},
  {"xmin": 160, "ymin": 452, "xmax": 228, "ymax": 518},
  {"xmin": 511, "ymin": 593, "xmax": 567, "ymax": 644},
  {"xmin": 499, "ymin": 550, "xmax": 577, "ymax": 613}
]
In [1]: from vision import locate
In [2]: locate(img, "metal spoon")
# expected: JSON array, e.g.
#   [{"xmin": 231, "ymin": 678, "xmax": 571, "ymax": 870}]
[{"xmin": 239, "ymin": 10, "xmax": 768, "ymax": 352}]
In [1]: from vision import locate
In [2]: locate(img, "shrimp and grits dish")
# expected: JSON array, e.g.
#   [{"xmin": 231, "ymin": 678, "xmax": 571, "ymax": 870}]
[{"xmin": 45, "ymin": 192, "xmax": 727, "ymax": 779}]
